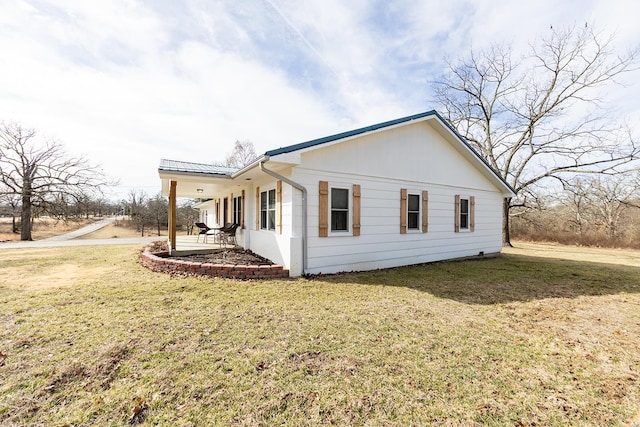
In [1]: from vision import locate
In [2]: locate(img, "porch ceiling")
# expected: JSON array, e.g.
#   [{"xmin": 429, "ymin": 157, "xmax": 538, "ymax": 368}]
[{"xmin": 160, "ymin": 172, "xmax": 235, "ymax": 198}]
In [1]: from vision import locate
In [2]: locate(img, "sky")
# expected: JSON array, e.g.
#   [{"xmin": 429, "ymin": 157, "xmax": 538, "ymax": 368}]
[{"xmin": 1, "ymin": 0, "xmax": 639, "ymax": 200}]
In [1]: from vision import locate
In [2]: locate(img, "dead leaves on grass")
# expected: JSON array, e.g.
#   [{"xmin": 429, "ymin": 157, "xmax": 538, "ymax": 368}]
[
  {"xmin": 0, "ymin": 350, "xmax": 7, "ymax": 366},
  {"xmin": 129, "ymin": 396, "xmax": 149, "ymax": 425}
]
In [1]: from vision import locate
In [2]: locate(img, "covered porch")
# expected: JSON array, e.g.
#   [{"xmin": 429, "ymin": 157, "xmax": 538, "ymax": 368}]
[{"xmin": 159, "ymin": 159, "xmax": 240, "ymax": 255}]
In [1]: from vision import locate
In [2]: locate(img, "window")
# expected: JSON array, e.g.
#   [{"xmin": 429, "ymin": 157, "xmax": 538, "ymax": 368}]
[
  {"xmin": 401, "ymin": 189, "xmax": 428, "ymax": 234},
  {"xmin": 455, "ymin": 195, "xmax": 474, "ymax": 232},
  {"xmin": 331, "ymin": 187, "xmax": 349, "ymax": 232},
  {"xmin": 260, "ymin": 189, "xmax": 276, "ymax": 230},
  {"xmin": 459, "ymin": 197, "xmax": 469, "ymax": 230},
  {"xmin": 407, "ymin": 194, "xmax": 420, "ymax": 230},
  {"xmin": 319, "ymin": 181, "xmax": 359, "ymax": 237},
  {"xmin": 232, "ymin": 195, "xmax": 242, "ymax": 225}
]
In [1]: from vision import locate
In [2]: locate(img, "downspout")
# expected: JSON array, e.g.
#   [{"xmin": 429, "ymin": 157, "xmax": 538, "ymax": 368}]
[{"xmin": 260, "ymin": 157, "xmax": 308, "ymax": 275}]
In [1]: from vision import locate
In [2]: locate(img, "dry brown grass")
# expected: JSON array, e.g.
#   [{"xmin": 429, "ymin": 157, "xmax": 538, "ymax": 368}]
[
  {"xmin": 0, "ymin": 217, "xmax": 97, "ymax": 241},
  {"xmin": 506, "ymin": 240, "xmax": 640, "ymax": 268},
  {"xmin": 0, "ymin": 242, "xmax": 639, "ymax": 425},
  {"xmin": 76, "ymin": 219, "xmax": 168, "ymax": 239}
]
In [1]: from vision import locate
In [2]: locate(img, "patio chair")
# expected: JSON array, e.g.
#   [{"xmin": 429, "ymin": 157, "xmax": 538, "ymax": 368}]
[
  {"xmin": 195, "ymin": 222, "xmax": 212, "ymax": 243},
  {"xmin": 204, "ymin": 222, "xmax": 232, "ymax": 244},
  {"xmin": 220, "ymin": 223, "xmax": 239, "ymax": 246}
]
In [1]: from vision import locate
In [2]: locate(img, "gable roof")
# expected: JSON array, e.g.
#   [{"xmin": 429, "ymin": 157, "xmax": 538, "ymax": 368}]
[
  {"xmin": 159, "ymin": 111, "xmax": 516, "ymax": 197},
  {"xmin": 266, "ymin": 111, "xmax": 438, "ymax": 157},
  {"xmin": 264, "ymin": 110, "xmax": 515, "ymax": 196}
]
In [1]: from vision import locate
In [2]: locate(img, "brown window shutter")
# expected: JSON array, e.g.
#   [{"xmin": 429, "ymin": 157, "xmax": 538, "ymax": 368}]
[
  {"xmin": 422, "ymin": 190, "xmax": 429, "ymax": 233},
  {"xmin": 470, "ymin": 196, "xmax": 475, "ymax": 232},
  {"xmin": 454, "ymin": 195, "xmax": 460, "ymax": 232},
  {"xmin": 255, "ymin": 187, "xmax": 260, "ymax": 230},
  {"xmin": 276, "ymin": 180, "xmax": 282, "ymax": 234},
  {"xmin": 230, "ymin": 193, "xmax": 233, "ymax": 224},
  {"xmin": 319, "ymin": 181, "xmax": 328, "ymax": 237},
  {"xmin": 352, "ymin": 184, "xmax": 361, "ymax": 236},
  {"xmin": 241, "ymin": 190, "xmax": 245, "ymax": 229},
  {"xmin": 400, "ymin": 188, "xmax": 407, "ymax": 234}
]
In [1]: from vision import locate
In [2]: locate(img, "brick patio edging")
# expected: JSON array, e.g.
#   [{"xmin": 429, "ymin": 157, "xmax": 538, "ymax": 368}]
[{"xmin": 139, "ymin": 248, "xmax": 289, "ymax": 279}]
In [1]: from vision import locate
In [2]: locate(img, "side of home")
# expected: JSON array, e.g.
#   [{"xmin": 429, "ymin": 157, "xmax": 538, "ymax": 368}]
[
  {"xmin": 287, "ymin": 119, "xmax": 505, "ymax": 275},
  {"xmin": 159, "ymin": 111, "xmax": 515, "ymax": 277}
]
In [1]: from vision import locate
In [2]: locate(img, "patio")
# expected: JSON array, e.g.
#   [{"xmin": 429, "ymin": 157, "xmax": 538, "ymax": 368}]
[
  {"xmin": 173, "ymin": 234, "xmax": 233, "ymax": 255},
  {"xmin": 141, "ymin": 236, "xmax": 290, "ymax": 279}
]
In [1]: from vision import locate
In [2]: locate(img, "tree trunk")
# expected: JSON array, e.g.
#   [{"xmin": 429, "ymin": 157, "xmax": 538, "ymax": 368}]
[
  {"xmin": 21, "ymin": 181, "xmax": 32, "ymax": 241},
  {"xmin": 502, "ymin": 197, "xmax": 512, "ymax": 247}
]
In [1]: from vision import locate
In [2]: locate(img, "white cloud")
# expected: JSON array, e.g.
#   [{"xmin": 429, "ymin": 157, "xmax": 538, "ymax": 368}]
[{"xmin": 0, "ymin": 0, "xmax": 638, "ymax": 200}]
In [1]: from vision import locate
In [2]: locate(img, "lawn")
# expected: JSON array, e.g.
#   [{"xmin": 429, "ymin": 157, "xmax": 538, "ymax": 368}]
[{"xmin": 0, "ymin": 243, "xmax": 639, "ymax": 426}]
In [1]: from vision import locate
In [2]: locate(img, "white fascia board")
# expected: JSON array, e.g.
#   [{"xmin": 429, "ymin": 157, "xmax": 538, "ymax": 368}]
[{"xmin": 268, "ymin": 151, "xmax": 301, "ymax": 164}]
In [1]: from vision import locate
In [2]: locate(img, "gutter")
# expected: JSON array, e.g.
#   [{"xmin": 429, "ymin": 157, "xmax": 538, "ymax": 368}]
[
  {"xmin": 259, "ymin": 157, "xmax": 308, "ymax": 275},
  {"xmin": 232, "ymin": 155, "xmax": 267, "ymax": 179}
]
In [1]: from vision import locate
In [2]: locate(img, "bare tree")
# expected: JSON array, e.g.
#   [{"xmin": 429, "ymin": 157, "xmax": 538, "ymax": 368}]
[
  {"xmin": 561, "ymin": 179, "xmax": 592, "ymax": 238},
  {"xmin": 587, "ymin": 175, "xmax": 638, "ymax": 240},
  {"xmin": 432, "ymin": 25, "xmax": 639, "ymax": 245},
  {"xmin": 177, "ymin": 200, "xmax": 198, "ymax": 235},
  {"xmin": 0, "ymin": 192, "xmax": 21, "ymax": 233},
  {"xmin": 225, "ymin": 140, "xmax": 257, "ymax": 168},
  {"xmin": 147, "ymin": 193, "xmax": 168, "ymax": 236},
  {"xmin": 127, "ymin": 190, "xmax": 150, "ymax": 237},
  {"xmin": 0, "ymin": 123, "xmax": 108, "ymax": 240}
]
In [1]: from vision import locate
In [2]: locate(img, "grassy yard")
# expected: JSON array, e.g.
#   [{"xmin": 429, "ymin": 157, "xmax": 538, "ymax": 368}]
[{"xmin": 0, "ymin": 243, "xmax": 639, "ymax": 426}]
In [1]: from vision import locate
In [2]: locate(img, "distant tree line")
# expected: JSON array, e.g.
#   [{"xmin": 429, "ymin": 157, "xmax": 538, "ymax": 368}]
[
  {"xmin": 123, "ymin": 190, "xmax": 198, "ymax": 237},
  {"xmin": 0, "ymin": 122, "xmax": 202, "ymax": 239},
  {"xmin": 511, "ymin": 173, "xmax": 640, "ymax": 248},
  {"xmin": 0, "ymin": 189, "xmax": 199, "ymax": 238},
  {"xmin": 0, "ymin": 193, "xmax": 121, "ymax": 234},
  {"xmin": 0, "ymin": 122, "xmax": 110, "ymax": 240}
]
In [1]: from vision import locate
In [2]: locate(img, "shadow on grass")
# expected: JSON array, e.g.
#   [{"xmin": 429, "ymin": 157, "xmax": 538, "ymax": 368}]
[{"xmin": 311, "ymin": 253, "xmax": 640, "ymax": 305}]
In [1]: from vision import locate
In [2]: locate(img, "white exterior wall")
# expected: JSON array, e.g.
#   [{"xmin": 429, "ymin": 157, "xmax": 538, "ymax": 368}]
[
  {"xmin": 195, "ymin": 200, "xmax": 216, "ymax": 228},
  {"xmin": 245, "ymin": 177, "xmax": 303, "ymax": 275},
  {"xmin": 285, "ymin": 121, "xmax": 506, "ymax": 276},
  {"xmin": 188, "ymin": 120, "xmax": 508, "ymax": 277}
]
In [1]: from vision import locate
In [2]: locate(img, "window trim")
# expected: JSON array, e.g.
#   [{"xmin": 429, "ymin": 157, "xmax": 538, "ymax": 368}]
[
  {"xmin": 459, "ymin": 196, "xmax": 470, "ymax": 231},
  {"xmin": 406, "ymin": 192, "xmax": 421, "ymax": 232},
  {"xmin": 260, "ymin": 188, "xmax": 277, "ymax": 231},
  {"xmin": 455, "ymin": 194, "xmax": 475, "ymax": 233},
  {"xmin": 232, "ymin": 195, "xmax": 242, "ymax": 226},
  {"xmin": 401, "ymin": 188, "xmax": 428, "ymax": 234},
  {"xmin": 329, "ymin": 185, "xmax": 350, "ymax": 235}
]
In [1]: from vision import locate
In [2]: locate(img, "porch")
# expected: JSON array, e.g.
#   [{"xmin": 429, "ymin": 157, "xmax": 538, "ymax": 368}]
[{"xmin": 172, "ymin": 234, "xmax": 235, "ymax": 255}]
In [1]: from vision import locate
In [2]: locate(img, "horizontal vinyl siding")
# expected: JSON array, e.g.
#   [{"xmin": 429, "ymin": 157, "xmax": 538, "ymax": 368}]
[{"xmin": 294, "ymin": 168, "xmax": 503, "ymax": 275}]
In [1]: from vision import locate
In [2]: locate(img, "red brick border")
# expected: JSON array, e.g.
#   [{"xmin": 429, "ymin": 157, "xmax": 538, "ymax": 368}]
[{"xmin": 139, "ymin": 248, "xmax": 289, "ymax": 279}]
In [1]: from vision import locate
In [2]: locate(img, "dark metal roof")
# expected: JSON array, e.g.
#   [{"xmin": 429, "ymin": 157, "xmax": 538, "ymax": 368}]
[{"xmin": 158, "ymin": 159, "xmax": 237, "ymax": 176}]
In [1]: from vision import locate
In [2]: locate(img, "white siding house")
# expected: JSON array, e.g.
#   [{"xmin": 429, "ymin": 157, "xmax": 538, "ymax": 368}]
[{"xmin": 159, "ymin": 111, "xmax": 515, "ymax": 277}]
